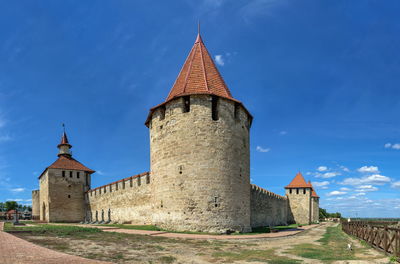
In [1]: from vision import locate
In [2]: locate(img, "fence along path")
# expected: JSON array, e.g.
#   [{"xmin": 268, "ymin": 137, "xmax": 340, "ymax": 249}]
[{"xmin": 342, "ymin": 221, "xmax": 400, "ymax": 258}]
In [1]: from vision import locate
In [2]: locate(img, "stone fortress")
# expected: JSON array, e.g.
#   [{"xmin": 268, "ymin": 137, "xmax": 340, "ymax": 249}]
[{"xmin": 32, "ymin": 32, "xmax": 319, "ymax": 233}]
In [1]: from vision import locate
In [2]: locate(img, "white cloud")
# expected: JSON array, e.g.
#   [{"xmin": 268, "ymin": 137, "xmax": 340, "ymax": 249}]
[
  {"xmin": 279, "ymin": 131, "xmax": 287, "ymax": 135},
  {"xmin": 393, "ymin": 144, "xmax": 400, "ymax": 150},
  {"xmin": 214, "ymin": 55, "xmax": 225, "ymax": 66},
  {"xmin": 7, "ymin": 198, "xmax": 23, "ymax": 202},
  {"xmin": 10, "ymin": 188, "xmax": 25, "ymax": 192},
  {"xmin": 256, "ymin": 146, "xmax": 270, "ymax": 153},
  {"xmin": 340, "ymin": 174, "xmax": 391, "ymax": 186},
  {"xmin": 384, "ymin": 143, "xmax": 400, "ymax": 150},
  {"xmin": 355, "ymin": 185, "xmax": 378, "ymax": 192},
  {"xmin": 316, "ymin": 172, "xmax": 341, "ymax": 178},
  {"xmin": 312, "ymin": 181, "xmax": 330, "ymax": 188},
  {"xmin": 96, "ymin": 170, "xmax": 105, "ymax": 176},
  {"xmin": 327, "ymin": 191, "xmax": 347, "ymax": 196},
  {"xmin": 317, "ymin": 166, "xmax": 328, "ymax": 172},
  {"xmin": 340, "ymin": 166, "xmax": 350, "ymax": 172},
  {"xmin": 391, "ymin": 181, "xmax": 400, "ymax": 189},
  {"xmin": 340, "ymin": 187, "xmax": 350, "ymax": 191},
  {"xmin": 357, "ymin": 166, "xmax": 379, "ymax": 173}
]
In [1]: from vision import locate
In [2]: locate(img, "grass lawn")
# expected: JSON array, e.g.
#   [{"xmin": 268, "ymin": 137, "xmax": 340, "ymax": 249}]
[
  {"xmin": 286, "ymin": 224, "xmax": 381, "ymax": 263},
  {"xmin": 95, "ymin": 224, "xmax": 162, "ymax": 231}
]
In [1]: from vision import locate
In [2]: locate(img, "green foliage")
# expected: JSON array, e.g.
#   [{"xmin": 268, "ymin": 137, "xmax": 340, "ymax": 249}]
[
  {"xmin": 96, "ymin": 224, "xmax": 162, "ymax": 231},
  {"xmin": 319, "ymin": 207, "xmax": 341, "ymax": 219},
  {"xmin": 390, "ymin": 256, "xmax": 399, "ymax": 263},
  {"xmin": 5, "ymin": 201, "xmax": 18, "ymax": 211}
]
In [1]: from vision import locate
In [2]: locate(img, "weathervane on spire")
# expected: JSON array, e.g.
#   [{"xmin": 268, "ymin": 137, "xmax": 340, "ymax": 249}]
[{"xmin": 198, "ymin": 20, "xmax": 201, "ymax": 35}]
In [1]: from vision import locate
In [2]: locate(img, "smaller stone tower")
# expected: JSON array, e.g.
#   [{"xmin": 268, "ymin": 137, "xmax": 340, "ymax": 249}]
[
  {"xmin": 285, "ymin": 172, "xmax": 313, "ymax": 224},
  {"xmin": 310, "ymin": 184, "xmax": 320, "ymax": 223},
  {"xmin": 33, "ymin": 130, "xmax": 95, "ymax": 222}
]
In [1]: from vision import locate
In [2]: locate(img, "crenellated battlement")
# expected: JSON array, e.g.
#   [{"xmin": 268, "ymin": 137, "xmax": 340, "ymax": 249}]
[
  {"xmin": 251, "ymin": 184, "xmax": 287, "ymax": 201},
  {"xmin": 86, "ymin": 172, "xmax": 150, "ymax": 198}
]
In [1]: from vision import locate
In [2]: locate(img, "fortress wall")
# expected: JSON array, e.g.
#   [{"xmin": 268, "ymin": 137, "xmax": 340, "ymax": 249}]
[
  {"xmin": 32, "ymin": 190, "xmax": 40, "ymax": 219},
  {"xmin": 86, "ymin": 172, "xmax": 152, "ymax": 224},
  {"xmin": 250, "ymin": 184, "xmax": 288, "ymax": 227}
]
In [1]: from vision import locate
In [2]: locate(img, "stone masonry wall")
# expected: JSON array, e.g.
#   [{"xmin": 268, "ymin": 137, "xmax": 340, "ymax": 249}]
[
  {"xmin": 250, "ymin": 184, "xmax": 288, "ymax": 227},
  {"xmin": 149, "ymin": 95, "xmax": 252, "ymax": 233},
  {"xmin": 286, "ymin": 188, "xmax": 311, "ymax": 224},
  {"xmin": 86, "ymin": 172, "xmax": 153, "ymax": 224},
  {"xmin": 39, "ymin": 170, "xmax": 49, "ymax": 221},
  {"xmin": 311, "ymin": 197, "xmax": 319, "ymax": 223},
  {"xmin": 46, "ymin": 168, "xmax": 89, "ymax": 222},
  {"xmin": 31, "ymin": 190, "xmax": 40, "ymax": 219}
]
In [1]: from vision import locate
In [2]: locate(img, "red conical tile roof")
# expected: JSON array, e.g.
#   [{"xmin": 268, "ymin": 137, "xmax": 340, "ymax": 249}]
[
  {"xmin": 285, "ymin": 172, "xmax": 312, "ymax": 189},
  {"xmin": 57, "ymin": 132, "xmax": 72, "ymax": 148},
  {"xmin": 166, "ymin": 33, "xmax": 234, "ymax": 102}
]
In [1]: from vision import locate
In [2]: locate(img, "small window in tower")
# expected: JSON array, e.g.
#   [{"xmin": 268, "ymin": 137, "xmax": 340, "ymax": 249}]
[
  {"xmin": 122, "ymin": 181, "xmax": 125, "ymax": 189},
  {"xmin": 214, "ymin": 197, "xmax": 219, "ymax": 207},
  {"xmin": 69, "ymin": 171, "xmax": 73, "ymax": 178},
  {"xmin": 62, "ymin": 171, "xmax": 65, "ymax": 177},
  {"xmin": 234, "ymin": 103, "xmax": 240, "ymax": 120},
  {"xmin": 146, "ymin": 174, "xmax": 150, "ymax": 184},
  {"xmin": 296, "ymin": 188, "xmax": 299, "ymax": 194},
  {"xmin": 116, "ymin": 183, "xmax": 119, "ymax": 191},
  {"xmin": 160, "ymin": 105, "xmax": 166, "ymax": 120},
  {"xmin": 212, "ymin": 96, "xmax": 219, "ymax": 121},
  {"xmin": 183, "ymin": 96, "xmax": 190, "ymax": 113},
  {"xmin": 85, "ymin": 173, "xmax": 89, "ymax": 186},
  {"xmin": 68, "ymin": 195, "xmax": 71, "ymax": 198},
  {"xmin": 77, "ymin": 172, "xmax": 80, "ymax": 179},
  {"xmin": 130, "ymin": 178, "xmax": 133, "ymax": 187},
  {"xmin": 303, "ymin": 188, "xmax": 306, "ymax": 194},
  {"xmin": 137, "ymin": 177, "xmax": 141, "ymax": 186},
  {"xmin": 109, "ymin": 185, "xmax": 112, "ymax": 192},
  {"xmin": 289, "ymin": 189, "xmax": 292, "ymax": 194}
]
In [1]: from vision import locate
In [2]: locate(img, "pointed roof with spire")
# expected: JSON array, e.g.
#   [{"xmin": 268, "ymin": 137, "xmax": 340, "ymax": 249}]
[
  {"xmin": 165, "ymin": 32, "xmax": 234, "ymax": 102},
  {"xmin": 38, "ymin": 130, "xmax": 94, "ymax": 179},
  {"xmin": 57, "ymin": 132, "xmax": 72, "ymax": 148},
  {"xmin": 145, "ymin": 29, "xmax": 252, "ymax": 126},
  {"xmin": 285, "ymin": 172, "xmax": 312, "ymax": 189}
]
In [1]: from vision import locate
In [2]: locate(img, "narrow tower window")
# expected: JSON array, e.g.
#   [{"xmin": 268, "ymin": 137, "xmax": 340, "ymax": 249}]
[
  {"xmin": 289, "ymin": 189, "xmax": 292, "ymax": 194},
  {"xmin": 62, "ymin": 171, "xmax": 65, "ymax": 177},
  {"xmin": 234, "ymin": 103, "xmax": 240, "ymax": 120},
  {"xmin": 183, "ymin": 96, "xmax": 190, "ymax": 113},
  {"xmin": 296, "ymin": 188, "xmax": 299, "ymax": 194},
  {"xmin": 160, "ymin": 105, "xmax": 166, "ymax": 120},
  {"xmin": 303, "ymin": 188, "xmax": 306, "ymax": 194},
  {"xmin": 69, "ymin": 171, "xmax": 73, "ymax": 178},
  {"xmin": 212, "ymin": 96, "xmax": 219, "ymax": 120},
  {"xmin": 77, "ymin": 172, "xmax": 80, "ymax": 179}
]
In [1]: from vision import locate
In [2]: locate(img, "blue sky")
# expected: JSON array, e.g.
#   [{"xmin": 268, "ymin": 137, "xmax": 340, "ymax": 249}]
[{"xmin": 0, "ymin": 0, "xmax": 399, "ymax": 217}]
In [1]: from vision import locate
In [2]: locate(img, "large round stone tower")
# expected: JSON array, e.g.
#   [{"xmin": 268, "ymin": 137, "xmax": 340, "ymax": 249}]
[{"xmin": 145, "ymin": 33, "xmax": 253, "ymax": 233}]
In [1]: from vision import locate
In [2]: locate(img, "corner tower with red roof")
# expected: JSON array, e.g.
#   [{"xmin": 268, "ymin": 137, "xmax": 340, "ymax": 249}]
[
  {"xmin": 32, "ymin": 131, "xmax": 95, "ymax": 222},
  {"xmin": 285, "ymin": 172, "xmax": 319, "ymax": 224},
  {"xmin": 146, "ymin": 32, "xmax": 253, "ymax": 233}
]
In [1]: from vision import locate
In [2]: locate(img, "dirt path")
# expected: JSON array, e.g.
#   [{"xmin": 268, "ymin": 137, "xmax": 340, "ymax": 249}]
[{"xmin": 0, "ymin": 222, "xmax": 109, "ymax": 264}]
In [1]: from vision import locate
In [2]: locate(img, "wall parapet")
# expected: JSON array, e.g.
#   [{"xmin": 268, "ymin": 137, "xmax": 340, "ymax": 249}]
[
  {"xmin": 86, "ymin": 172, "xmax": 150, "ymax": 198},
  {"xmin": 251, "ymin": 184, "xmax": 287, "ymax": 201}
]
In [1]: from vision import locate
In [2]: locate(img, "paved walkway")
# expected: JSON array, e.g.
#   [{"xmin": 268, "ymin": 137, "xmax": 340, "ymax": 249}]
[
  {"xmin": 65, "ymin": 223, "xmax": 320, "ymax": 240},
  {"xmin": 0, "ymin": 222, "xmax": 109, "ymax": 264}
]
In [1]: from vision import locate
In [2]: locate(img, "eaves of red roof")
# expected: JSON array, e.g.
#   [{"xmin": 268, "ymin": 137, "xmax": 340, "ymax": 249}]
[
  {"xmin": 285, "ymin": 172, "xmax": 312, "ymax": 189},
  {"xmin": 38, "ymin": 155, "xmax": 95, "ymax": 179}
]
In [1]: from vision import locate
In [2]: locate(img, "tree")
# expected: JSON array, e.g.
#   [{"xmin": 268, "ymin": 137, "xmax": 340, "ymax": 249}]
[
  {"xmin": 0, "ymin": 202, "xmax": 5, "ymax": 212},
  {"xmin": 5, "ymin": 201, "xmax": 18, "ymax": 211}
]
